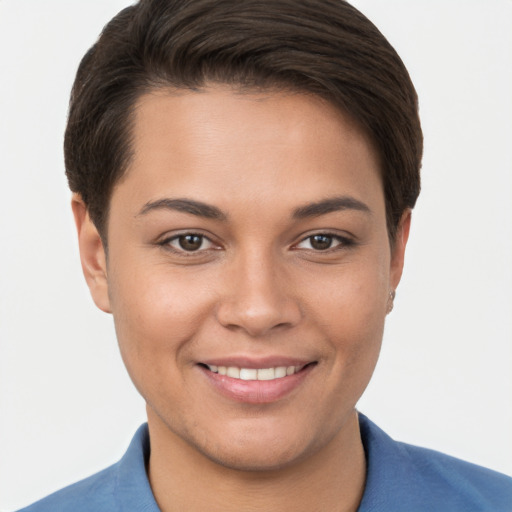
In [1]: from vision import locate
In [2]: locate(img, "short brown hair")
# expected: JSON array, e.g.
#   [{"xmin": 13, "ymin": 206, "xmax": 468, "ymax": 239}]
[{"xmin": 64, "ymin": 0, "xmax": 422, "ymax": 242}]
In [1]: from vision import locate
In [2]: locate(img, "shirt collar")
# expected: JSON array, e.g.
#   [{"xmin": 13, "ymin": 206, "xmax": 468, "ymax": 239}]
[
  {"xmin": 115, "ymin": 423, "xmax": 161, "ymax": 511},
  {"xmin": 113, "ymin": 415, "xmax": 433, "ymax": 511},
  {"xmin": 357, "ymin": 413, "xmax": 434, "ymax": 511}
]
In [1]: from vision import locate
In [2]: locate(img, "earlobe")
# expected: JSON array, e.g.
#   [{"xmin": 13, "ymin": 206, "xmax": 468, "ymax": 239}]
[
  {"xmin": 71, "ymin": 194, "xmax": 112, "ymax": 313},
  {"xmin": 389, "ymin": 209, "xmax": 412, "ymax": 291}
]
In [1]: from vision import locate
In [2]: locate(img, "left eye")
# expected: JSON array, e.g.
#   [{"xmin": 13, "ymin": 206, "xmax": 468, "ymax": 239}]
[
  {"xmin": 296, "ymin": 234, "xmax": 345, "ymax": 251},
  {"xmin": 166, "ymin": 234, "xmax": 214, "ymax": 252}
]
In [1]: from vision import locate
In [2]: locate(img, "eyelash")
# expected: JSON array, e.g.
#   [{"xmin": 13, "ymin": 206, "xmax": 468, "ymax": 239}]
[
  {"xmin": 158, "ymin": 233, "xmax": 217, "ymax": 255},
  {"xmin": 158, "ymin": 231, "xmax": 355, "ymax": 255},
  {"xmin": 293, "ymin": 232, "xmax": 355, "ymax": 252}
]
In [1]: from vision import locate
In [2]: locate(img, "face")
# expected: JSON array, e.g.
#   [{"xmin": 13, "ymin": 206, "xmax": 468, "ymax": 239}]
[{"xmin": 75, "ymin": 86, "xmax": 408, "ymax": 471}]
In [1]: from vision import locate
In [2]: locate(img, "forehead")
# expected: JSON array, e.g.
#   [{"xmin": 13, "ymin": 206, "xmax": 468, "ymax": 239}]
[
  {"xmin": 112, "ymin": 86, "xmax": 384, "ymax": 220},
  {"xmin": 132, "ymin": 86, "xmax": 375, "ymax": 163}
]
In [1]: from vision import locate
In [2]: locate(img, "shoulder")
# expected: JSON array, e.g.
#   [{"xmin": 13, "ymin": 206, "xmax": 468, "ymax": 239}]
[
  {"xmin": 398, "ymin": 440, "xmax": 512, "ymax": 509},
  {"xmin": 358, "ymin": 413, "xmax": 512, "ymax": 512},
  {"xmin": 16, "ymin": 424, "xmax": 159, "ymax": 512},
  {"xmin": 16, "ymin": 464, "xmax": 119, "ymax": 512}
]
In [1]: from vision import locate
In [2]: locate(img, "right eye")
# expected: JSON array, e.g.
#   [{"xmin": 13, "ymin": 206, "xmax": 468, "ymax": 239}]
[{"xmin": 161, "ymin": 233, "xmax": 215, "ymax": 253}]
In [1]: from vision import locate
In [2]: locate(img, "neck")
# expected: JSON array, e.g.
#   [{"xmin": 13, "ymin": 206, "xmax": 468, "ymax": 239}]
[{"xmin": 146, "ymin": 409, "xmax": 366, "ymax": 512}]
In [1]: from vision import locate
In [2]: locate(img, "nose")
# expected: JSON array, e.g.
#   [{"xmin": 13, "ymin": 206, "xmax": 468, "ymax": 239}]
[{"xmin": 215, "ymin": 250, "xmax": 302, "ymax": 337}]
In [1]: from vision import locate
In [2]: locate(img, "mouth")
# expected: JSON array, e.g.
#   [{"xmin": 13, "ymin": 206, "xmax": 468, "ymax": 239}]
[
  {"xmin": 200, "ymin": 363, "xmax": 308, "ymax": 381},
  {"xmin": 197, "ymin": 361, "xmax": 317, "ymax": 403}
]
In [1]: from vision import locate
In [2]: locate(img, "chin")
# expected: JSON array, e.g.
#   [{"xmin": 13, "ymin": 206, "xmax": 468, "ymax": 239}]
[
  {"xmin": 200, "ymin": 436, "xmax": 310, "ymax": 473},
  {"xmin": 192, "ymin": 414, "xmax": 334, "ymax": 473}
]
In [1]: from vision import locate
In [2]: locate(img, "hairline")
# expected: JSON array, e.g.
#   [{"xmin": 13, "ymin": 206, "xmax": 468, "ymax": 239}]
[{"xmin": 97, "ymin": 82, "xmax": 392, "ymax": 250}]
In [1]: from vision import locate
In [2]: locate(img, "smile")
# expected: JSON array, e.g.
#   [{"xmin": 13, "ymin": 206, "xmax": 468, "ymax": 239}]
[
  {"xmin": 198, "ymin": 361, "xmax": 316, "ymax": 404},
  {"xmin": 204, "ymin": 364, "xmax": 304, "ymax": 381}
]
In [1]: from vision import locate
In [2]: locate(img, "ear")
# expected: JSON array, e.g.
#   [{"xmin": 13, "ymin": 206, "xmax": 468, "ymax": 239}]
[
  {"xmin": 389, "ymin": 209, "xmax": 412, "ymax": 291},
  {"xmin": 71, "ymin": 194, "xmax": 111, "ymax": 313}
]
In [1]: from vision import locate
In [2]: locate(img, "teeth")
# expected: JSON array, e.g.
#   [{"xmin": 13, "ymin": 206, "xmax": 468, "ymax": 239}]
[
  {"xmin": 206, "ymin": 364, "xmax": 303, "ymax": 381},
  {"xmin": 226, "ymin": 367, "xmax": 240, "ymax": 378},
  {"xmin": 257, "ymin": 368, "xmax": 275, "ymax": 380},
  {"xmin": 239, "ymin": 368, "xmax": 257, "ymax": 380},
  {"xmin": 275, "ymin": 366, "xmax": 287, "ymax": 378}
]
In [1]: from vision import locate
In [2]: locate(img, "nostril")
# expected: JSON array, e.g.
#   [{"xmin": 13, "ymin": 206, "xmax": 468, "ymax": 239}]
[{"xmin": 215, "ymin": 299, "xmax": 303, "ymax": 338}]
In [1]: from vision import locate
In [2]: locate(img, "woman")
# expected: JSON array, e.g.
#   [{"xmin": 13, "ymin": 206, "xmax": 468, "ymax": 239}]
[{"xmin": 3, "ymin": 0, "xmax": 511, "ymax": 510}]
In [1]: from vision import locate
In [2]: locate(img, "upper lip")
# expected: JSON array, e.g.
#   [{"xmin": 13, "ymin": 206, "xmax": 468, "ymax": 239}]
[{"xmin": 199, "ymin": 356, "xmax": 316, "ymax": 369}]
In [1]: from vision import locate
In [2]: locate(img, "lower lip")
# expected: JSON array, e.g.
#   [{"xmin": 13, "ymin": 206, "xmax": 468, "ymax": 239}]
[{"xmin": 199, "ymin": 364, "xmax": 315, "ymax": 404}]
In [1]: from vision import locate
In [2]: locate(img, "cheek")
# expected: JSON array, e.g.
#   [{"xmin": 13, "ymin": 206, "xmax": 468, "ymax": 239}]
[
  {"xmin": 106, "ymin": 260, "xmax": 214, "ymax": 387},
  {"xmin": 303, "ymin": 251, "xmax": 389, "ymax": 377},
  {"xmin": 306, "ymin": 253, "xmax": 389, "ymax": 331}
]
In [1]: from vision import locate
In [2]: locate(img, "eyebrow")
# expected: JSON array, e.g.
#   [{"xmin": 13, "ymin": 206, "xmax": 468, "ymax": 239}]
[
  {"xmin": 292, "ymin": 196, "xmax": 371, "ymax": 219},
  {"xmin": 138, "ymin": 198, "xmax": 227, "ymax": 220},
  {"xmin": 137, "ymin": 195, "xmax": 370, "ymax": 221}
]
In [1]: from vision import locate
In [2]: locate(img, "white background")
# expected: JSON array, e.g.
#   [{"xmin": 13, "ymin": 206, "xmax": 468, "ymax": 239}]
[{"xmin": 0, "ymin": 1, "xmax": 511, "ymax": 510}]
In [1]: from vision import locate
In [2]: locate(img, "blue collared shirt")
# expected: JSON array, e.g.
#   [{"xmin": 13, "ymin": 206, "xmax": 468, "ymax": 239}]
[{"xmin": 18, "ymin": 414, "xmax": 512, "ymax": 511}]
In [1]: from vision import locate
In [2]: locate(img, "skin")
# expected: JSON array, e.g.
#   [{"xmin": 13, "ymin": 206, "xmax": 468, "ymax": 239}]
[{"xmin": 73, "ymin": 86, "xmax": 410, "ymax": 512}]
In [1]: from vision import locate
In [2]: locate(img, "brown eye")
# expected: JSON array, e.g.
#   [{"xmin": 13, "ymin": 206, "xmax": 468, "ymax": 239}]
[
  {"xmin": 295, "ymin": 233, "xmax": 352, "ymax": 252},
  {"xmin": 178, "ymin": 234, "xmax": 204, "ymax": 251},
  {"xmin": 310, "ymin": 234, "xmax": 333, "ymax": 250},
  {"xmin": 160, "ymin": 232, "xmax": 217, "ymax": 256}
]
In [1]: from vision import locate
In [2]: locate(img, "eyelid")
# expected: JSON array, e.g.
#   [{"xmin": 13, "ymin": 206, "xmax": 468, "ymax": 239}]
[
  {"xmin": 156, "ymin": 229, "xmax": 355, "ymax": 254},
  {"xmin": 293, "ymin": 231, "xmax": 355, "ymax": 251},
  {"xmin": 158, "ymin": 231, "xmax": 220, "ymax": 254}
]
